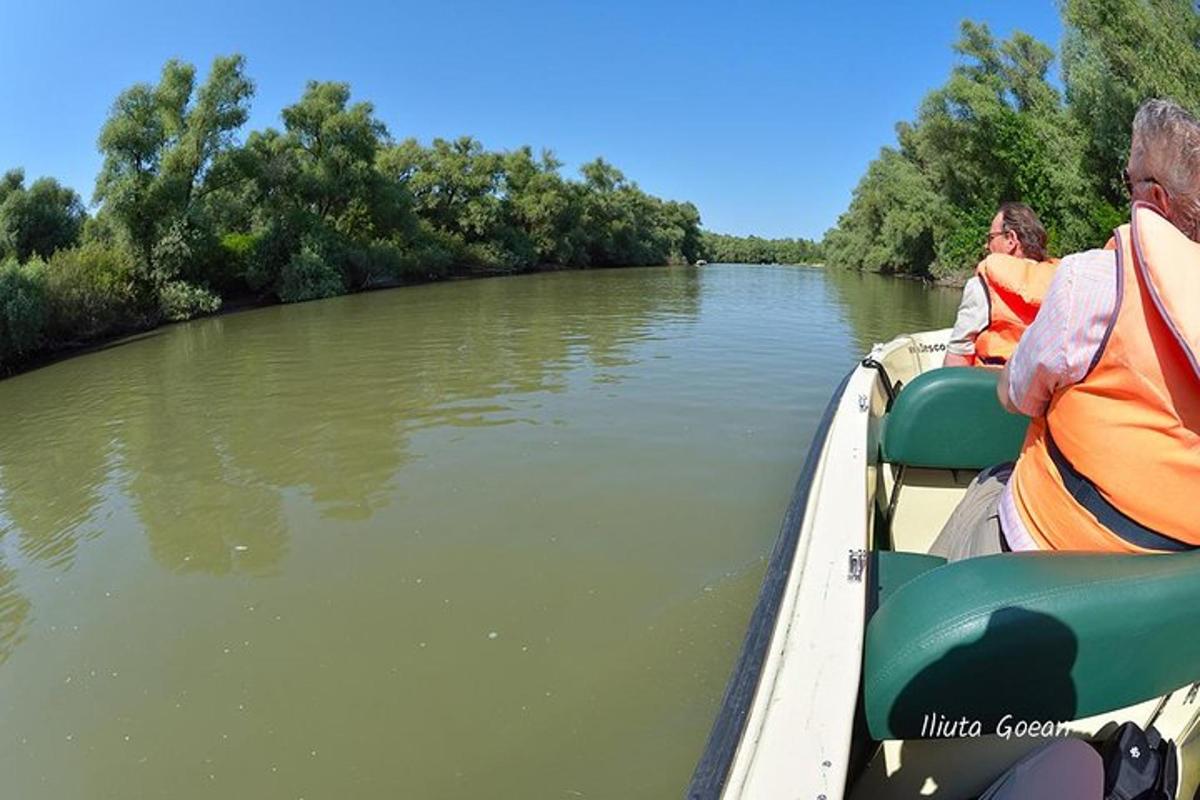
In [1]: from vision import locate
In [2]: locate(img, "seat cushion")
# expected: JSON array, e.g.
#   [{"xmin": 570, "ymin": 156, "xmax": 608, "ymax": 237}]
[
  {"xmin": 864, "ymin": 550, "xmax": 1200, "ymax": 740},
  {"xmin": 881, "ymin": 367, "xmax": 1030, "ymax": 470}
]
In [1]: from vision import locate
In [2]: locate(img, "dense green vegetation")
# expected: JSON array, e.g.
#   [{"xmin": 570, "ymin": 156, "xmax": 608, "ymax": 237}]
[
  {"xmin": 11, "ymin": 0, "xmax": 1184, "ymax": 369},
  {"xmin": 700, "ymin": 232, "xmax": 823, "ymax": 265},
  {"xmin": 824, "ymin": 0, "xmax": 1200, "ymax": 280},
  {"xmin": 0, "ymin": 57, "xmax": 707, "ymax": 370}
]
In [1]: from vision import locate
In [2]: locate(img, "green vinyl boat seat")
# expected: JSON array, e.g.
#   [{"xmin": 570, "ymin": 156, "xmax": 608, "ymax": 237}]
[
  {"xmin": 881, "ymin": 367, "xmax": 1030, "ymax": 471},
  {"xmin": 868, "ymin": 551, "xmax": 947, "ymax": 617},
  {"xmin": 864, "ymin": 550, "xmax": 1200, "ymax": 740}
]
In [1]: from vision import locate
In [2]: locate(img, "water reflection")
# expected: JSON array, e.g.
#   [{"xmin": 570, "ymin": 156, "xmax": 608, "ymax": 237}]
[
  {"xmin": 0, "ymin": 265, "xmax": 941, "ymax": 587},
  {"xmin": 0, "ymin": 267, "xmax": 702, "ymax": 581},
  {"xmin": 824, "ymin": 268, "xmax": 959, "ymax": 352},
  {"xmin": 0, "ymin": 392, "xmax": 113, "ymax": 570},
  {"xmin": 0, "ymin": 265, "xmax": 964, "ymax": 799},
  {"xmin": 0, "ymin": 563, "xmax": 30, "ymax": 664}
]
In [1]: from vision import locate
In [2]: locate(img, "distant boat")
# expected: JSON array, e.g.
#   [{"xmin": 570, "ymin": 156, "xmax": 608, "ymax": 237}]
[{"xmin": 695, "ymin": 259, "xmax": 708, "ymax": 266}]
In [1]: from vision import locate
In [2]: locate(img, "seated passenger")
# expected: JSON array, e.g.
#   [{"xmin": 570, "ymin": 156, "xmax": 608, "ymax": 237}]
[
  {"xmin": 943, "ymin": 202, "xmax": 1058, "ymax": 368},
  {"xmin": 931, "ymin": 99, "xmax": 1200, "ymax": 559}
]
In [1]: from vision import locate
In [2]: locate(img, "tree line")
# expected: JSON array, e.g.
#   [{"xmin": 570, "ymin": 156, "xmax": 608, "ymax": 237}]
[
  {"xmin": 700, "ymin": 232, "xmax": 823, "ymax": 265},
  {"xmin": 0, "ymin": 57, "xmax": 717, "ymax": 370},
  {"xmin": 822, "ymin": 0, "xmax": 1200, "ymax": 279}
]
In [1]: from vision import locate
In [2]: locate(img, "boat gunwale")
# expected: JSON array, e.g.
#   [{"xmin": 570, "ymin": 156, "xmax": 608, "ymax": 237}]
[{"xmin": 685, "ymin": 367, "xmax": 856, "ymax": 799}]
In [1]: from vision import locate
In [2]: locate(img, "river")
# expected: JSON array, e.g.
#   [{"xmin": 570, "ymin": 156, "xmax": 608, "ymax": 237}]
[{"xmin": 0, "ymin": 264, "xmax": 957, "ymax": 798}]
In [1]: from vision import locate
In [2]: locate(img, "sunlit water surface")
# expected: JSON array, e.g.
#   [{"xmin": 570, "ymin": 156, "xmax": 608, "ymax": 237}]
[{"xmin": 0, "ymin": 265, "xmax": 956, "ymax": 798}]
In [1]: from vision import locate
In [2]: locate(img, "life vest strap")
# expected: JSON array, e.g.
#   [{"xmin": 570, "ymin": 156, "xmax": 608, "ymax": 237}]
[{"xmin": 1046, "ymin": 430, "xmax": 1197, "ymax": 552}]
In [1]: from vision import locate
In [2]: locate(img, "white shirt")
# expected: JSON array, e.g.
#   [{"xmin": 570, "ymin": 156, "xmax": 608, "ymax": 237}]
[{"xmin": 946, "ymin": 276, "xmax": 989, "ymax": 357}]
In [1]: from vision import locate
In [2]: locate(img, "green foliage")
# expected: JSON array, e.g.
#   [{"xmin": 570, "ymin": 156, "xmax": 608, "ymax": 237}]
[
  {"xmin": 217, "ymin": 230, "xmax": 261, "ymax": 290},
  {"xmin": 42, "ymin": 242, "xmax": 142, "ymax": 342},
  {"xmin": 95, "ymin": 55, "xmax": 254, "ymax": 287},
  {"xmin": 393, "ymin": 136, "xmax": 503, "ymax": 241},
  {"xmin": 277, "ymin": 81, "xmax": 389, "ymax": 237},
  {"xmin": 1062, "ymin": 0, "xmax": 1200, "ymax": 205},
  {"xmin": 701, "ymin": 232, "xmax": 824, "ymax": 265},
  {"xmin": 500, "ymin": 147, "xmax": 581, "ymax": 265},
  {"xmin": 823, "ymin": 11, "xmax": 1172, "ymax": 279},
  {"xmin": 571, "ymin": 159, "xmax": 702, "ymax": 267},
  {"xmin": 824, "ymin": 147, "xmax": 942, "ymax": 273},
  {"xmin": 1, "ymin": 54, "xmax": 706, "ymax": 369},
  {"xmin": 159, "ymin": 280, "xmax": 221, "ymax": 321},
  {"xmin": 931, "ymin": 207, "xmax": 994, "ymax": 280},
  {"xmin": 277, "ymin": 247, "xmax": 344, "ymax": 303},
  {"xmin": 394, "ymin": 220, "xmax": 463, "ymax": 278},
  {"xmin": 0, "ymin": 258, "xmax": 48, "ymax": 365},
  {"xmin": 0, "ymin": 169, "xmax": 86, "ymax": 262}
]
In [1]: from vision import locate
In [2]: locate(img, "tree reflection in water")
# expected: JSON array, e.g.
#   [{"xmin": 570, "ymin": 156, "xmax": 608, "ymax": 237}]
[{"xmin": 0, "ymin": 267, "xmax": 702, "ymax": 584}]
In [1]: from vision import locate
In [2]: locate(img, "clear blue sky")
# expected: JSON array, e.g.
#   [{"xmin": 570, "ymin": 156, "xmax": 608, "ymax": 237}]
[{"xmin": 0, "ymin": 0, "xmax": 1062, "ymax": 240}]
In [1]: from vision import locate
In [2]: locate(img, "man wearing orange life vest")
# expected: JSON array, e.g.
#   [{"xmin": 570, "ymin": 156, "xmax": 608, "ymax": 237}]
[
  {"xmin": 931, "ymin": 99, "xmax": 1200, "ymax": 559},
  {"xmin": 943, "ymin": 203, "xmax": 1059, "ymax": 368}
]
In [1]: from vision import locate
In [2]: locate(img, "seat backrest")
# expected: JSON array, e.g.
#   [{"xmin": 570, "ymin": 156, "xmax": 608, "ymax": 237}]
[
  {"xmin": 869, "ymin": 551, "xmax": 946, "ymax": 617},
  {"xmin": 881, "ymin": 367, "xmax": 1030, "ymax": 470},
  {"xmin": 864, "ymin": 550, "xmax": 1200, "ymax": 740}
]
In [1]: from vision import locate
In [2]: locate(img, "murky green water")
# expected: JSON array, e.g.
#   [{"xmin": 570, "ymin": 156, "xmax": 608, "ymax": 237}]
[{"xmin": 0, "ymin": 265, "xmax": 956, "ymax": 798}]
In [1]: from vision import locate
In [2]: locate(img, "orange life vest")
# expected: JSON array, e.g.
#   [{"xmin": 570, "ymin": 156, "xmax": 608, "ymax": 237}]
[
  {"xmin": 1009, "ymin": 203, "xmax": 1200, "ymax": 552},
  {"xmin": 973, "ymin": 254, "xmax": 1059, "ymax": 365}
]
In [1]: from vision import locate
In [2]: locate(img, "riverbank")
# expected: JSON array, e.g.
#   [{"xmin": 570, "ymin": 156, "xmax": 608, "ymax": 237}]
[
  {"xmin": 2, "ymin": 260, "xmax": 948, "ymax": 382},
  {"xmin": 841, "ymin": 267, "xmax": 972, "ymax": 290},
  {"xmin": 1, "ymin": 54, "xmax": 718, "ymax": 375},
  {"xmin": 932, "ymin": 270, "xmax": 972, "ymax": 289},
  {"xmin": 0, "ymin": 260, "xmax": 670, "ymax": 381}
]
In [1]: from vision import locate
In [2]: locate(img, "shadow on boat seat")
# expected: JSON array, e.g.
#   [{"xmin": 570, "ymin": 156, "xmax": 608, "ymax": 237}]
[
  {"xmin": 864, "ymin": 550, "xmax": 1200, "ymax": 742},
  {"xmin": 859, "ymin": 370, "xmax": 1200, "ymax": 796},
  {"xmin": 879, "ymin": 367, "xmax": 1030, "ymax": 552}
]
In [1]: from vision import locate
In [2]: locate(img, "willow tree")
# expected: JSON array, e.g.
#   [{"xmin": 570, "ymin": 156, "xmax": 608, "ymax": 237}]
[
  {"xmin": 236, "ymin": 81, "xmax": 403, "ymax": 299},
  {"xmin": 0, "ymin": 169, "xmax": 85, "ymax": 263},
  {"xmin": 825, "ymin": 21, "xmax": 1111, "ymax": 277},
  {"xmin": 1062, "ymin": 0, "xmax": 1200, "ymax": 205},
  {"xmin": 94, "ymin": 55, "xmax": 254, "ymax": 288}
]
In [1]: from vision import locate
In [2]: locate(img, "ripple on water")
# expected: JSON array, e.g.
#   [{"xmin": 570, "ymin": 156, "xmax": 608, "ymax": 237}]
[{"xmin": 0, "ymin": 265, "xmax": 955, "ymax": 799}]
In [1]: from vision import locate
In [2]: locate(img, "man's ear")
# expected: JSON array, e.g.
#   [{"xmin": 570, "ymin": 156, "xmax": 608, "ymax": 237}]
[
  {"xmin": 1149, "ymin": 184, "xmax": 1173, "ymax": 220},
  {"xmin": 1005, "ymin": 231, "xmax": 1020, "ymax": 255}
]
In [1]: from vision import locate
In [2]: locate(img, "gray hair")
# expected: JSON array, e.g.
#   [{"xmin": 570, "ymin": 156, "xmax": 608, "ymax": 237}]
[{"xmin": 1132, "ymin": 99, "xmax": 1200, "ymax": 240}]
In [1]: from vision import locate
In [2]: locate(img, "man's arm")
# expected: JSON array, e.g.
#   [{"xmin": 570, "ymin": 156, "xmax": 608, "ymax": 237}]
[
  {"xmin": 944, "ymin": 352, "xmax": 974, "ymax": 368},
  {"xmin": 943, "ymin": 276, "xmax": 987, "ymax": 367},
  {"xmin": 1002, "ymin": 250, "xmax": 1117, "ymax": 416}
]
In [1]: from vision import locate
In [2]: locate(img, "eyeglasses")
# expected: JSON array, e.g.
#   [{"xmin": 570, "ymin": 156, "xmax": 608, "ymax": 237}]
[
  {"xmin": 986, "ymin": 230, "xmax": 1010, "ymax": 242},
  {"xmin": 1124, "ymin": 167, "xmax": 1160, "ymax": 195}
]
